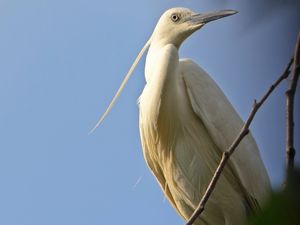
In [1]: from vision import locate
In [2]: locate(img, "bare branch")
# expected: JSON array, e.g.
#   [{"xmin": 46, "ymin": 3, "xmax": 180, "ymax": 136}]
[
  {"xmin": 285, "ymin": 32, "xmax": 300, "ymax": 185},
  {"xmin": 185, "ymin": 57, "xmax": 293, "ymax": 225}
]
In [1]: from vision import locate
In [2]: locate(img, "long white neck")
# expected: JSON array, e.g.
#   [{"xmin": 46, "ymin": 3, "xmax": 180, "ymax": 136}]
[
  {"xmin": 140, "ymin": 42, "xmax": 181, "ymax": 128},
  {"xmin": 145, "ymin": 41, "xmax": 178, "ymax": 83},
  {"xmin": 140, "ymin": 42, "xmax": 184, "ymax": 150}
]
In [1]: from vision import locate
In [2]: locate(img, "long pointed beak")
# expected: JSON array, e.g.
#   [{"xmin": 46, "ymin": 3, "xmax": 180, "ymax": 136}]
[{"xmin": 190, "ymin": 10, "xmax": 238, "ymax": 25}]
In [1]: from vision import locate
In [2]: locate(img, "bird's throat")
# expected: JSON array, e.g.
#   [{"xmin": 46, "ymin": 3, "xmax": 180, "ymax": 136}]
[{"xmin": 140, "ymin": 44, "xmax": 181, "ymax": 133}]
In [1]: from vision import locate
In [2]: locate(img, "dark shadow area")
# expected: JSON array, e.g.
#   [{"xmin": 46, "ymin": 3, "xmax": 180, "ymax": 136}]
[{"xmin": 249, "ymin": 169, "xmax": 300, "ymax": 225}]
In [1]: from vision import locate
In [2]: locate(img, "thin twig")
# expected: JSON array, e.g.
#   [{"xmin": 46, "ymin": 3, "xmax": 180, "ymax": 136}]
[
  {"xmin": 285, "ymin": 32, "xmax": 300, "ymax": 185},
  {"xmin": 186, "ymin": 58, "xmax": 293, "ymax": 225}
]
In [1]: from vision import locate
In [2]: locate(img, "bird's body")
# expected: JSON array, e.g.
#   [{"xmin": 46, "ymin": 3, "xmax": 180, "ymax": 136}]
[
  {"xmin": 138, "ymin": 8, "xmax": 271, "ymax": 225},
  {"xmin": 139, "ymin": 42, "xmax": 270, "ymax": 225},
  {"xmin": 94, "ymin": 7, "xmax": 271, "ymax": 225}
]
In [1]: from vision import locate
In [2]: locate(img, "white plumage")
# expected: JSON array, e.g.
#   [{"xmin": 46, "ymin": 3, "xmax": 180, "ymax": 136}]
[
  {"xmin": 138, "ymin": 8, "xmax": 271, "ymax": 225},
  {"xmin": 94, "ymin": 7, "xmax": 271, "ymax": 225}
]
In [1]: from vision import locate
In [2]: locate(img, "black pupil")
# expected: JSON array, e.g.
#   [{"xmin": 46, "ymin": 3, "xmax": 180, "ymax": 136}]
[{"xmin": 172, "ymin": 15, "xmax": 178, "ymax": 21}]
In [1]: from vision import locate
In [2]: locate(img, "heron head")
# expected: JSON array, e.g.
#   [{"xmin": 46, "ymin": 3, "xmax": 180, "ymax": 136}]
[{"xmin": 151, "ymin": 7, "xmax": 237, "ymax": 48}]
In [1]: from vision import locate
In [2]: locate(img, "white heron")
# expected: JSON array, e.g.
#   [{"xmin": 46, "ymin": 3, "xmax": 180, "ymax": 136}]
[{"xmin": 92, "ymin": 7, "xmax": 271, "ymax": 225}]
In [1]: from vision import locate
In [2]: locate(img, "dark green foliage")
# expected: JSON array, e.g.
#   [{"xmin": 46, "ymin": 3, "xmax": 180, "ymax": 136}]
[{"xmin": 249, "ymin": 169, "xmax": 300, "ymax": 225}]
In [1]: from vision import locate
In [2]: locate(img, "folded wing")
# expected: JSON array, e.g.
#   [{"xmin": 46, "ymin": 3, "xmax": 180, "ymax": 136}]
[{"xmin": 181, "ymin": 59, "xmax": 271, "ymax": 210}]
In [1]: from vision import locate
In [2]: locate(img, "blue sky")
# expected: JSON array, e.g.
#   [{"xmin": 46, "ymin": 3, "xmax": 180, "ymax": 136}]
[{"xmin": 0, "ymin": 1, "xmax": 299, "ymax": 225}]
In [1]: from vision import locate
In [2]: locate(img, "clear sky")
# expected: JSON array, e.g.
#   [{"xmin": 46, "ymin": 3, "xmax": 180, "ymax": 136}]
[{"xmin": 0, "ymin": 1, "xmax": 299, "ymax": 225}]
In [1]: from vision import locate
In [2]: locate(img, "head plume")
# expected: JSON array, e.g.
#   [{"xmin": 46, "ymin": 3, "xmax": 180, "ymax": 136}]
[{"xmin": 90, "ymin": 37, "xmax": 152, "ymax": 133}]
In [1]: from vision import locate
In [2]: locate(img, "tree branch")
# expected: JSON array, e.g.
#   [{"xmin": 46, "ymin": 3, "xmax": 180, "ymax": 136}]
[
  {"xmin": 285, "ymin": 32, "xmax": 300, "ymax": 185},
  {"xmin": 185, "ymin": 57, "xmax": 293, "ymax": 225}
]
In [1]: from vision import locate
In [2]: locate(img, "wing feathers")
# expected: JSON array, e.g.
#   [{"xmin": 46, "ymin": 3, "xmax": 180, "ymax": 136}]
[{"xmin": 181, "ymin": 59, "xmax": 271, "ymax": 209}]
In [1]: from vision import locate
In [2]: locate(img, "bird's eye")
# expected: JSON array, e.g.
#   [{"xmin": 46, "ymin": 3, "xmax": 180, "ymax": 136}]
[{"xmin": 171, "ymin": 13, "xmax": 180, "ymax": 22}]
